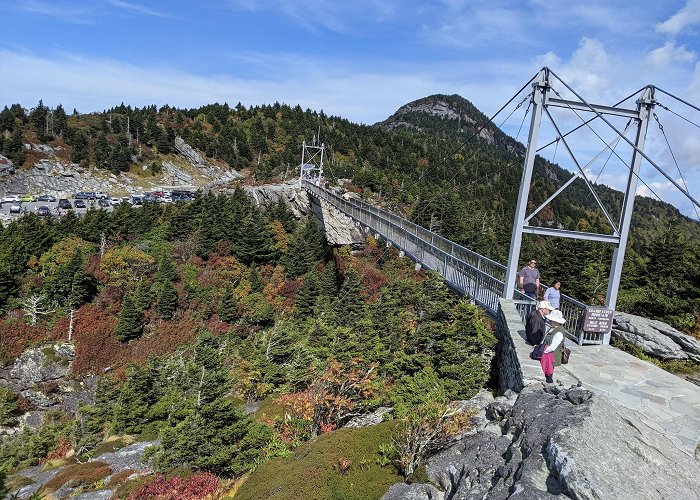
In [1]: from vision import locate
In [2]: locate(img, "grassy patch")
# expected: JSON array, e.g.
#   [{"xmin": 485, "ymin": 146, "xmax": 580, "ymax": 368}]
[
  {"xmin": 5, "ymin": 474, "xmax": 33, "ymax": 492},
  {"xmin": 107, "ymin": 468, "xmax": 136, "ymax": 489},
  {"xmin": 42, "ymin": 461, "xmax": 112, "ymax": 493},
  {"xmin": 81, "ymin": 435, "xmax": 133, "ymax": 460},
  {"xmin": 235, "ymin": 421, "xmax": 403, "ymax": 500},
  {"xmin": 253, "ymin": 396, "xmax": 286, "ymax": 424}
]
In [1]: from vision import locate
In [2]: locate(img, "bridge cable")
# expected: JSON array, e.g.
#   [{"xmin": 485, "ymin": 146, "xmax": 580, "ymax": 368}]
[
  {"xmin": 547, "ymin": 84, "xmax": 667, "ymax": 209},
  {"xmin": 535, "ymin": 87, "xmax": 646, "ymax": 154},
  {"xmin": 594, "ymin": 119, "xmax": 633, "ymax": 184},
  {"xmin": 548, "ymin": 71, "xmax": 700, "ymax": 210},
  {"xmin": 415, "ymin": 71, "xmax": 540, "ymax": 183},
  {"xmin": 656, "ymin": 102, "xmax": 700, "ymax": 131},
  {"xmin": 411, "ymin": 91, "xmax": 534, "ymax": 225},
  {"xmin": 653, "ymin": 112, "xmax": 700, "ymax": 220}
]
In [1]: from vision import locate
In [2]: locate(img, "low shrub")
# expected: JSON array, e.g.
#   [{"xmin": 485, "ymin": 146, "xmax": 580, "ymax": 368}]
[
  {"xmin": 125, "ymin": 472, "xmax": 219, "ymax": 500},
  {"xmin": 43, "ymin": 461, "xmax": 111, "ymax": 492}
]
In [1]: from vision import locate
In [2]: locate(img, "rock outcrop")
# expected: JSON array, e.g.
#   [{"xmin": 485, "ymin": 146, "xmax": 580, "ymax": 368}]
[
  {"xmin": 612, "ymin": 312, "xmax": 700, "ymax": 363},
  {"xmin": 0, "ymin": 343, "xmax": 96, "ymax": 435},
  {"xmin": 382, "ymin": 385, "xmax": 700, "ymax": 500},
  {"xmin": 243, "ymin": 181, "xmax": 366, "ymax": 247}
]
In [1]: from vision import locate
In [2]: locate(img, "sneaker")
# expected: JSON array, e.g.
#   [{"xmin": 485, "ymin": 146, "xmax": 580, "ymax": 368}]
[{"xmin": 545, "ymin": 375, "xmax": 553, "ymax": 384}]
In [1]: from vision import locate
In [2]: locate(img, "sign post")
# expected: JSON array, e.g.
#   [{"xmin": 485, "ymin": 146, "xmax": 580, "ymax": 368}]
[{"xmin": 581, "ymin": 307, "xmax": 614, "ymax": 345}]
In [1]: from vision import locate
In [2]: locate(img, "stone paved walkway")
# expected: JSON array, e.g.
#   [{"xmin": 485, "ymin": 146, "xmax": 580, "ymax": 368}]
[{"xmin": 512, "ymin": 326, "xmax": 700, "ymax": 457}]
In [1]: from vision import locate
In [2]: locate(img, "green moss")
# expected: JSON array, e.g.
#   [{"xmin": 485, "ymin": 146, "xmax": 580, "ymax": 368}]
[
  {"xmin": 253, "ymin": 396, "xmax": 286, "ymax": 423},
  {"xmin": 82, "ymin": 437, "xmax": 130, "ymax": 460},
  {"xmin": 235, "ymin": 422, "xmax": 402, "ymax": 500}
]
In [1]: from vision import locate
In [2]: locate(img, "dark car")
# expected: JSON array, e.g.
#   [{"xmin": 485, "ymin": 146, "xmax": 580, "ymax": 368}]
[
  {"xmin": 9, "ymin": 204, "xmax": 22, "ymax": 214},
  {"xmin": 37, "ymin": 205, "xmax": 51, "ymax": 216},
  {"xmin": 98, "ymin": 198, "xmax": 110, "ymax": 208},
  {"xmin": 74, "ymin": 199, "xmax": 87, "ymax": 208},
  {"xmin": 58, "ymin": 199, "xmax": 72, "ymax": 209},
  {"xmin": 38, "ymin": 194, "xmax": 57, "ymax": 202}
]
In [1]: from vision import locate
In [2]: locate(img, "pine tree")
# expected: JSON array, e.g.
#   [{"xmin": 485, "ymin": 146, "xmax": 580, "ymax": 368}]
[
  {"xmin": 116, "ymin": 293, "xmax": 143, "ymax": 342},
  {"xmin": 155, "ymin": 281, "xmax": 178, "ymax": 320},
  {"xmin": 219, "ymin": 286, "xmax": 238, "ymax": 323},
  {"xmin": 294, "ymin": 272, "xmax": 319, "ymax": 319}
]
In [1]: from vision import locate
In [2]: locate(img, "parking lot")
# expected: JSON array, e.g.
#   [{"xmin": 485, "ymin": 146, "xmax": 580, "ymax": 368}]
[
  {"xmin": 0, "ymin": 198, "xmax": 115, "ymax": 219},
  {"xmin": 0, "ymin": 191, "xmax": 196, "ymax": 222}
]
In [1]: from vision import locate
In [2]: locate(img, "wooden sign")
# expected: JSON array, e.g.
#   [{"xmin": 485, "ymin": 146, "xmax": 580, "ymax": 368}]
[{"xmin": 582, "ymin": 307, "xmax": 614, "ymax": 333}]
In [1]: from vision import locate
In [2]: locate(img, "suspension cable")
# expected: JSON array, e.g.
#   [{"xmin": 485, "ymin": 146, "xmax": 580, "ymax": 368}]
[
  {"xmin": 548, "ymin": 70, "xmax": 700, "ymax": 210},
  {"xmin": 653, "ymin": 112, "xmax": 700, "ymax": 220},
  {"xmin": 656, "ymin": 102, "xmax": 700, "ymax": 131},
  {"xmin": 544, "ymin": 84, "xmax": 665, "ymax": 206}
]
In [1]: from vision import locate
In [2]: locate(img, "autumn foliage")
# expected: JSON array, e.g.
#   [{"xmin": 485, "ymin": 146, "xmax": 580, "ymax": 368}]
[{"xmin": 126, "ymin": 472, "xmax": 219, "ymax": 500}]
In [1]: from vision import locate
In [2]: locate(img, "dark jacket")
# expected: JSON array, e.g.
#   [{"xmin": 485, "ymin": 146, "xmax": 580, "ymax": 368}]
[{"xmin": 525, "ymin": 310, "xmax": 546, "ymax": 345}]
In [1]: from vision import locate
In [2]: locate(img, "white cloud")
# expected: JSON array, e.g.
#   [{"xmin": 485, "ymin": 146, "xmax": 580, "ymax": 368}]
[
  {"xmin": 107, "ymin": 0, "xmax": 177, "ymax": 19},
  {"xmin": 656, "ymin": 0, "xmax": 700, "ymax": 35},
  {"xmin": 646, "ymin": 41, "xmax": 696, "ymax": 67},
  {"xmin": 12, "ymin": 0, "xmax": 96, "ymax": 23}
]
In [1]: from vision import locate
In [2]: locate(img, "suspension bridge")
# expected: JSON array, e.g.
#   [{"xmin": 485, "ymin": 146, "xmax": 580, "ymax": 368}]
[{"xmin": 297, "ymin": 67, "xmax": 700, "ymax": 457}]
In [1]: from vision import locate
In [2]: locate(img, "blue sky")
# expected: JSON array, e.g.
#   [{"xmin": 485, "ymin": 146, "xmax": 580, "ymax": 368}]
[{"xmin": 0, "ymin": 0, "xmax": 699, "ymax": 219}]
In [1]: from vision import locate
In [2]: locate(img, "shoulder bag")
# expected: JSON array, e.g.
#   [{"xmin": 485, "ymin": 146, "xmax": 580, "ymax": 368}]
[{"xmin": 561, "ymin": 341, "xmax": 571, "ymax": 364}]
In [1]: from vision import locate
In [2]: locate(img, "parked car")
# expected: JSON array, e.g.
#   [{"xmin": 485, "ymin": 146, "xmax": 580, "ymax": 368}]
[
  {"xmin": 3, "ymin": 195, "xmax": 21, "ymax": 203},
  {"xmin": 58, "ymin": 199, "xmax": 72, "ymax": 209},
  {"xmin": 110, "ymin": 197, "xmax": 121, "ymax": 206},
  {"xmin": 20, "ymin": 194, "xmax": 37, "ymax": 202},
  {"xmin": 74, "ymin": 192, "xmax": 88, "ymax": 200},
  {"xmin": 95, "ymin": 191, "xmax": 108, "ymax": 199},
  {"xmin": 37, "ymin": 205, "xmax": 51, "ymax": 216},
  {"xmin": 9, "ymin": 204, "xmax": 22, "ymax": 214},
  {"xmin": 74, "ymin": 199, "xmax": 87, "ymax": 208},
  {"xmin": 98, "ymin": 198, "xmax": 110, "ymax": 208},
  {"xmin": 37, "ymin": 194, "xmax": 57, "ymax": 202}
]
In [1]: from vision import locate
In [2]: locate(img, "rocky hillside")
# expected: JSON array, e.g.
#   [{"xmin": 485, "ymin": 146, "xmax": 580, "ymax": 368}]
[{"xmin": 0, "ymin": 137, "xmax": 240, "ymax": 201}]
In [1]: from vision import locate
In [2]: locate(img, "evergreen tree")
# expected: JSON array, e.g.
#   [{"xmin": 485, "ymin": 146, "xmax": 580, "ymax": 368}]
[
  {"xmin": 219, "ymin": 286, "xmax": 238, "ymax": 323},
  {"xmin": 156, "ymin": 281, "xmax": 178, "ymax": 320},
  {"xmin": 116, "ymin": 293, "xmax": 143, "ymax": 342},
  {"xmin": 295, "ymin": 272, "xmax": 319, "ymax": 319}
]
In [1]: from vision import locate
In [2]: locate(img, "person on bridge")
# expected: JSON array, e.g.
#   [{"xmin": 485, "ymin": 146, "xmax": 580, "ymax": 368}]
[
  {"xmin": 543, "ymin": 280, "xmax": 561, "ymax": 309},
  {"xmin": 525, "ymin": 300, "xmax": 553, "ymax": 345},
  {"xmin": 518, "ymin": 259, "xmax": 540, "ymax": 299},
  {"xmin": 541, "ymin": 309, "xmax": 566, "ymax": 384}
]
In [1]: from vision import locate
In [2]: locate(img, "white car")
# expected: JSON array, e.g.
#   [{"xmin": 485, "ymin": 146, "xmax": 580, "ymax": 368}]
[
  {"xmin": 110, "ymin": 197, "xmax": 121, "ymax": 206},
  {"xmin": 3, "ymin": 195, "xmax": 21, "ymax": 203}
]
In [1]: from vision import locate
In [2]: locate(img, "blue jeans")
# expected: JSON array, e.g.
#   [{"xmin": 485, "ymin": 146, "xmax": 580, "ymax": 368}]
[{"xmin": 525, "ymin": 292, "xmax": 536, "ymax": 299}]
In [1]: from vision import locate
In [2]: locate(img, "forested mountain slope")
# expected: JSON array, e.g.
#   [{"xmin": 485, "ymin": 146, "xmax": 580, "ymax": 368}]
[{"xmin": 1, "ymin": 95, "xmax": 698, "ymax": 333}]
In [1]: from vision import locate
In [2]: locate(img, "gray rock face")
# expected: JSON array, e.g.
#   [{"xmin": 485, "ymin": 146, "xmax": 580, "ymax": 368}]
[
  {"xmin": 244, "ymin": 180, "xmax": 311, "ymax": 218},
  {"xmin": 174, "ymin": 136, "xmax": 209, "ymax": 167},
  {"xmin": 0, "ymin": 343, "xmax": 96, "ymax": 435},
  {"xmin": 344, "ymin": 406, "xmax": 393, "ymax": 428},
  {"xmin": 384, "ymin": 385, "xmax": 700, "ymax": 500},
  {"xmin": 0, "ymin": 154, "xmax": 15, "ymax": 174},
  {"xmin": 612, "ymin": 312, "xmax": 700, "ymax": 362},
  {"xmin": 10, "ymin": 440, "xmax": 158, "ymax": 500},
  {"xmin": 309, "ymin": 194, "xmax": 365, "ymax": 247},
  {"xmin": 382, "ymin": 482, "xmax": 444, "ymax": 500}
]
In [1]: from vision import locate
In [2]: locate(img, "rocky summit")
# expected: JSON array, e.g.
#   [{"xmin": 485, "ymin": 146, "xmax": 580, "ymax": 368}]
[{"xmin": 383, "ymin": 385, "xmax": 700, "ymax": 500}]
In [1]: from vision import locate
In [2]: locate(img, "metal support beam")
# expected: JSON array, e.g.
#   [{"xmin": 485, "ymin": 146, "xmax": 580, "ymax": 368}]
[
  {"xmin": 522, "ymin": 226, "xmax": 621, "ymax": 244},
  {"xmin": 504, "ymin": 69, "xmax": 549, "ymax": 298},
  {"xmin": 546, "ymin": 98, "xmax": 639, "ymax": 119},
  {"xmin": 605, "ymin": 86, "xmax": 655, "ymax": 327}
]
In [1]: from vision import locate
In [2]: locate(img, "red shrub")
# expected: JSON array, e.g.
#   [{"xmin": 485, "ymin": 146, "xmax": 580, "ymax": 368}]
[
  {"xmin": 0, "ymin": 320, "xmax": 62, "ymax": 358},
  {"xmin": 126, "ymin": 472, "xmax": 219, "ymax": 500}
]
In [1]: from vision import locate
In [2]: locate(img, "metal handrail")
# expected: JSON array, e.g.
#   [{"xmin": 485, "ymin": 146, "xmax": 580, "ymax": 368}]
[{"xmin": 303, "ymin": 181, "xmax": 591, "ymax": 341}]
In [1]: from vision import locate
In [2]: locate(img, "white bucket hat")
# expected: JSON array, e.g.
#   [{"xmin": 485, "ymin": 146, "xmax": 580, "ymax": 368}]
[
  {"xmin": 537, "ymin": 300, "xmax": 554, "ymax": 311},
  {"xmin": 545, "ymin": 309, "xmax": 566, "ymax": 324}
]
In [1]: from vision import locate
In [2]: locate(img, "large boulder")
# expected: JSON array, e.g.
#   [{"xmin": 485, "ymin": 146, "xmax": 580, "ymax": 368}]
[
  {"xmin": 383, "ymin": 385, "xmax": 700, "ymax": 500},
  {"xmin": 612, "ymin": 312, "xmax": 700, "ymax": 362},
  {"xmin": 0, "ymin": 343, "xmax": 97, "ymax": 434}
]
